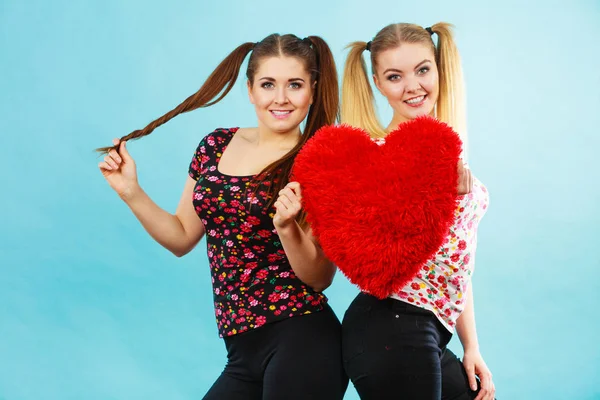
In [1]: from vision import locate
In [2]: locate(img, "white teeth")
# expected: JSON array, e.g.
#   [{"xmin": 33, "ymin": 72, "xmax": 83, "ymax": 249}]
[
  {"xmin": 272, "ymin": 110, "xmax": 292, "ymax": 115},
  {"xmin": 406, "ymin": 96, "xmax": 425, "ymax": 104}
]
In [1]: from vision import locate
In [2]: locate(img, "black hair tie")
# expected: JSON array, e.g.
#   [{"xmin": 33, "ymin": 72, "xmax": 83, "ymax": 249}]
[
  {"xmin": 303, "ymin": 37, "xmax": 313, "ymax": 47},
  {"xmin": 425, "ymin": 27, "xmax": 434, "ymax": 36},
  {"xmin": 366, "ymin": 41, "xmax": 372, "ymax": 51}
]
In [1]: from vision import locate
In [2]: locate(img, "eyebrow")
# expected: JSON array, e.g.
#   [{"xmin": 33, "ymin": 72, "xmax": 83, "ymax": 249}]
[
  {"xmin": 258, "ymin": 77, "xmax": 306, "ymax": 83},
  {"xmin": 382, "ymin": 59, "xmax": 432, "ymax": 74}
]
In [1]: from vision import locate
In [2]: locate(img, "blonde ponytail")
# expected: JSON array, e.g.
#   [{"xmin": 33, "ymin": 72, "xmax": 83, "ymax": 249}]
[
  {"xmin": 430, "ymin": 22, "xmax": 468, "ymax": 154},
  {"xmin": 340, "ymin": 42, "xmax": 387, "ymax": 138}
]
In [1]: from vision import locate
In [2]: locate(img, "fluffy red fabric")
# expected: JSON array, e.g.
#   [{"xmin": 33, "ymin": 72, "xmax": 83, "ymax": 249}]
[{"xmin": 291, "ymin": 116, "xmax": 462, "ymax": 299}]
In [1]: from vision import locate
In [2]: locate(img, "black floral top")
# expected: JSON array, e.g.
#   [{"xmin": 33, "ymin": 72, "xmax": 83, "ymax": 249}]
[{"xmin": 188, "ymin": 128, "xmax": 328, "ymax": 338}]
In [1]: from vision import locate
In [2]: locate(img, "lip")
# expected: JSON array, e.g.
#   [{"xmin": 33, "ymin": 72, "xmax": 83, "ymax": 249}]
[
  {"xmin": 404, "ymin": 95, "xmax": 427, "ymax": 108},
  {"xmin": 270, "ymin": 110, "xmax": 293, "ymax": 120}
]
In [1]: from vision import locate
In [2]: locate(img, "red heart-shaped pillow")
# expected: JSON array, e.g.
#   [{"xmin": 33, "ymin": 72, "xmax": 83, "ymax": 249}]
[{"xmin": 292, "ymin": 116, "xmax": 462, "ymax": 299}]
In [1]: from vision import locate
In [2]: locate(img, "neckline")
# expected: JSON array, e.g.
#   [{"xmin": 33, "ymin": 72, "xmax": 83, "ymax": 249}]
[{"xmin": 215, "ymin": 128, "xmax": 258, "ymax": 179}]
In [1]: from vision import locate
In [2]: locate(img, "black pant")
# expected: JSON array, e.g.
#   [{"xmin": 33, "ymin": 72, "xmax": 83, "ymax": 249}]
[
  {"xmin": 343, "ymin": 293, "xmax": 481, "ymax": 400},
  {"xmin": 203, "ymin": 304, "xmax": 348, "ymax": 400}
]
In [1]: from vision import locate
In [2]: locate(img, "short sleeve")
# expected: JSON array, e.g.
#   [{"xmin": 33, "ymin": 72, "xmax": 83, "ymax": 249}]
[
  {"xmin": 188, "ymin": 135, "xmax": 210, "ymax": 181},
  {"xmin": 188, "ymin": 128, "xmax": 236, "ymax": 181}
]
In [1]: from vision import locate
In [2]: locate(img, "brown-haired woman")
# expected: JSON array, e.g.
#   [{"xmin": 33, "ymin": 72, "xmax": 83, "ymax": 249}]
[
  {"xmin": 97, "ymin": 34, "xmax": 348, "ymax": 400},
  {"xmin": 340, "ymin": 23, "xmax": 495, "ymax": 399}
]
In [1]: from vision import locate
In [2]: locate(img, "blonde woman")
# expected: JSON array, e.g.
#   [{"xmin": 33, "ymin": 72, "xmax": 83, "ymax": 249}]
[{"xmin": 340, "ymin": 23, "xmax": 495, "ymax": 400}]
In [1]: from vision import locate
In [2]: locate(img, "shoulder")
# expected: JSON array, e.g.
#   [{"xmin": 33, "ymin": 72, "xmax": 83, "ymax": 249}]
[
  {"xmin": 458, "ymin": 174, "xmax": 490, "ymax": 216},
  {"xmin": 470, "ymin": 175, "xmax": 489, "ymax": 200},
  {"xmin": 231, "ymin": 127, "xmax": 258, "ymax": 142},
  {"xmin": 202, "ymin": 127, "xmax": 239, "ymax": 145},
  {"xmin": 194, "ymin": 127, "xmax": 240, "ymax": 152}
]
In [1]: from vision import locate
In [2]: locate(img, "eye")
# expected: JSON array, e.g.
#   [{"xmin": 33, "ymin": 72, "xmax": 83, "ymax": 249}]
[
  {"xmin": 261, "ymin": 82, "xmax": 274, "ymax": 89},
  {"xmin": 387, "ymin": 74, "xmax": 401, "ymax": 81},
  {"xmin": 417, "ymin": 66, "xmax": 430, "ymax": 75},
  {"xmin": 289, "ymin": 82, "xmax": 303, "ymax": 89}
]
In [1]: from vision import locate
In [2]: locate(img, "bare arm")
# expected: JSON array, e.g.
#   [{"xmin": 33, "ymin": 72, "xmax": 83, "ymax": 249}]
[
  {"xmin": 276, "ymin": 222, "xmax": 336, "ymax": 292},
  {"xmin": 456, "ymin": 284, "xmax": 479, "ymax": 352},
  {"xmin": 100, "ymin": 139, "xmax": 205, "ymax": 257},
  {"xmin": 273, "ymin": 182, "xmax": 336, "ymax": 292},
  {"xmin": 122, "ymin": 177, "xmax": 205, "ymax": 257},
  {"xmin": 456, "ymin": 284, "xmax": 496, "ymax": 400}
]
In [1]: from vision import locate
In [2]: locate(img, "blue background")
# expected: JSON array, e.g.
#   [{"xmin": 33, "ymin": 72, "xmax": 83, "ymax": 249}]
[{"xmin": 1, "ymin": 0, "xmax": 599, "ymax": 399}]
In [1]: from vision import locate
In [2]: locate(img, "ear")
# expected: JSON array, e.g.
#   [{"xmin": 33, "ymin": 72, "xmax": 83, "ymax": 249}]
[
  {"xmin": 373, "ymin": 73, "xmax": 384, "ymax": 95},
  {"xmin": 247, "ymin": 80, "xmax": 255, "ymax": 104}
]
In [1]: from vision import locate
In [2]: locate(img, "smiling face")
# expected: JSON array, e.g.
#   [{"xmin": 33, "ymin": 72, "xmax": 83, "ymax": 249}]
[
  {"xmin": 247, "ymin": 56, "xmax": 314, "ymax": 135},
  {"xmin": 373, "ymin": 42, "xmax": 439, "ymax": 126}
]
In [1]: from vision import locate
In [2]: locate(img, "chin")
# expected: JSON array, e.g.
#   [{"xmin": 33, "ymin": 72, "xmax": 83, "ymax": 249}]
[
  {"xmin": 413, "ymin": 111, "xmax": 431, "ymax": 119},
  {"xmin": 403, "ymin": 108, "xmax": 433, "ymax": 121},
  {"xmin": 267, "ymin": 121, "xmax": 300, "ymax": 134}
]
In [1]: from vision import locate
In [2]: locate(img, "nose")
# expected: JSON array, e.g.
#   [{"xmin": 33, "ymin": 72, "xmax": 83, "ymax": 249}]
[
  {"xmin": 405, "ymin": 75, "xmax": 422, "ymax": 93},
  {"xmin": 274, "ymin": 87, "xmax": 289, "ymax": 105}
]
